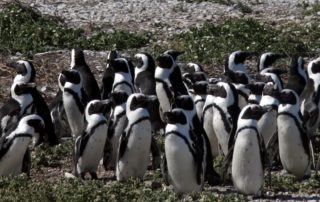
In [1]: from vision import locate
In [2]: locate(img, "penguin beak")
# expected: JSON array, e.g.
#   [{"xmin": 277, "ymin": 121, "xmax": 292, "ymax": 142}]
[
  {"xmin": 6, "ymin": 61, "xmax": 26, "ymax": 74},
  {"xmin": 100, "ymin": 99, "xmax": 113, "ymax": 114}
]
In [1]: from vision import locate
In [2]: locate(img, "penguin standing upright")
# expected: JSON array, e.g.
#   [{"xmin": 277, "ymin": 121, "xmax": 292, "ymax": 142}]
[
  {"xmin": 0, "ymin": 114, "xmax": 44, "ymax": 176},
  {"xmin": 116, "ymin": 93, "xmax": 156, "ymax": 181},
  {"xmin": 277, "ymin": 89, "xmax": 312, "ymax": 178},
  {"xmin": 74, "ymin": 99, "xmax": 112, "ymax": 179},
  {"xmin": 61, "ymin": 70, "xmax": 88, "ymax": 138},
  {"xmin": 164, "ymin": 108, "xmax": 205, "ymax": 193},
  {"xmin": 285, "ymin": 56, "xmax": 307, "ymax": 96},
  {"xmin": 231, "ymin": 104, "xmax": 269, "ymax": 195},
  {"xmin": 257, "ymin": 52, "xmax": 286, "ymax": 72},
  {"xmin": 193, "ymin": 81, "xmax": 208, "ymax": 120},
  {"xmin": 226, "ymin": 50, "xmax": 253, "ymax": 74},
  {"xmin": 101, "ymin": 50, "xmax": 120, "ymax": 99},
  {"xmin": 208, "ymin": 82, "xmax": 240, "ymax": 155},
  {"xmin": 110, "ymin": 58, "xmax": 134, "ymax": 95}
]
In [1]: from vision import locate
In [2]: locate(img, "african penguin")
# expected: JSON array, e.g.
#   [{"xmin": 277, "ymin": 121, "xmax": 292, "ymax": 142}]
[
  {"xmin": 277, "ymin": 89, "xmax": 312, "ymax": 179},
  {"xmin": 257, "ymin": 52, "xmax": 286, "ymax": 72},
  {"xmin": 260, "ymin": 67, "xmax": 286, "ymax": 90},
  {"xmin": 231, "ymin": 104, "xmax": 269, "ymax": 195},
  {"xmin": 70, "ymin": 48, "xmax": 100, "ymax": 100},
  {"xmin": 6, "ymin": 60, "xmax": 36, "ymax": 84},
  {"xmin": 0, "ymin": 114, "xmax": 44, "ymax": 176},
  {"xmin": 193, "ymin": 81, "xmax": 208, "ymax": 120},
  {"xmin": 61, "ymin": 70, "xmax": 88, "ymax": 138},
  {"xmin": 285, "ymin": 56, "xmax": 307, "ymax": 96},
  {"xmin": 226, "ymin": 50, "xmax": 253, "ymax": 74},
  {"xmin": 247, "ymin": 82, "xmax": 265, "ymax": 104},
  {"xmin": 164, "ymin": 108, "xmax": 205, "ymax": 193},
  {"xmin": 74, "ymin": 99, "xmax": 112, "ymax": 179},
  {"xmin": 101, "ymin": 50, "xmax": 120, "ymax": 99},
  {"xmin": 208, "ymin": 82, "xmax": 240, "ymax": 156},
  {"xmin": 116, "ymin": 93, "xmax": 156, "ymax": 181},
  {"xmin": 110, "ymin": 58, "xmax": 135, "ymax": 95}
]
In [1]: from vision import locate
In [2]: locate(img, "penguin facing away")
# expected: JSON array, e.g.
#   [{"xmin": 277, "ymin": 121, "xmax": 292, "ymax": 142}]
[
  {"xmin": 74, "ymin": 99, "xmax": 112, "ymax": 179},
  {"xmin": 116, "ymin": 93, "xmax": 156, "ymax": 181},
  {"xmin": 231, "ymin": 104, "xmax": 269, "ymax": 195},
  {"xmin": 101, "ymin": 50, "xmax": 120, "ymax": 99},
  {"xmin": 0, "ymin": 114, "xmax": 44, "ymax": 176},
  {"xmin": 111, "ymin": 58, "xmax": 135, "ymax": 95},
  {"xmin": 61, "ymin": 70, "xmax": 88, "ymax": 138},
  {"xmin": 164, "ymin": 108, "xmax": 205, "ymax": 193},
  {"xmin": 277, "ymin": 89, "xmax": 313, "ymax": 179}
]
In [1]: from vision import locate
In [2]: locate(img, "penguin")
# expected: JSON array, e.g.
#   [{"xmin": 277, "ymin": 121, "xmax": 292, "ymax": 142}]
[
  {"xmin": 185, "ymin": 62, "xmax": 208, "ymax": 80},
  {"xmin": 61, "ymin": 70, "xmax": 88, "ymax": 138},
  {"xmin": 300, "ymin": 58, "xmax": 320, "ymax": 136},
  {"xmin": 231, "ymin": 104, "xmax": 269, "ymax": 195},
  {"xmin": 258, "ymin": 82, "xmax": 280, "ymax": 144},
  {"xmin": 182, "ymin": 72, "xmax": 208, "ymax": 98},
  {"xmin": 247, "ymin": 82, "xmax": 265, "ymax": 104},
  {"xmin": 208, "ymin": 82, "xmax": 240, "ymax": 156},
  {"xmin": 285, "ymin": 56, "xmax": 307, "ymax": 96},
  {"xmin": 0, "ymin": 114, "xmax": 44, "ymax": 176},
  {"xmin": 164, "ymin": 108, "xmax": 205, "ymax": 193},
  {"xmin": 155, "ymin": 52, "xmax": 188, "ymax": 121},
  {"xmin": 0, "ymin": 83, "xmax": 35, "ymax": 136},
  {"xmin": 226, "ymin": 50, "xmax": 253, "ymax": 74},
  {"xmin": 116, "ymin": 93, "xmax": 156, "ymax": 181},
  {"xmin": 172, "ymin": 95, "xmax": 220, "ymax": 186},
  {"xmin": 103, "ymin": 91, "xmax": 129, "ymax": 170},
  {"xmin": 224, "ymin": 70, "xmax": 250, "ymax": 109},
  {"xmin": 277, "ymin": 89, "xmax": 313, "ymax": 179},
  {"xmin": 110, "ymin": 58, "xmax": 134, "ymax": 95},
  {"xmin": 70, "ymin": 48, "xmax": 100, "ymax": 100},
  {"xmin": 193, "ymin": 81, "xmax": 208, "ymax": 120},
  {"xmin": 101, "ymin": 50, "xmax": 120, "ymax": 99},
  {"xmin": 74, "ymin": 99, "xmax": 112, "ymax": 179},
  {"xmin": 257, "ymin": 52, "xmax": 286, "ymax": 72},
  {"xmin": 259, "ymin": 67, "xmax": 286, "ymax": 90}
]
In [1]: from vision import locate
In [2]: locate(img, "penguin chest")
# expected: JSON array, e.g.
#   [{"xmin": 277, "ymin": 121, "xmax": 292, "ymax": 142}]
[
  {"xmin": 212, "ymin": 106, "xmax": 230, "ymax": 156},
  {"xmin": 195, "ymin": 101, "xmax": 205, "ymax": 120},
  {"xmin": 0, "ymin": 138, "xmax": 30, "ymax": 176},
  {"xmin": 78, "ymin": 124, "xmax": 108, "ymax": 173},
  {"xmin": 277, "ymin": 115, "xmax": 309, "ymax": 178},
  {"xmin": 110, "ymin": 115, "xmax": 127, "ymax": 166},
  {"xmin": 63, "ymin": 92, "xmax": 84, "ymax": 138},
  {"xmin": 112, "ymin": 82, "xmax": 133, "ymax": 95},
  {"xmin": 165, "ymin": 134, "xmax": 200, "ymax": 193},
  {"xmin": 258, "ymin": 110, "xmax": 277, "ymax": 144},
  {"xmin": 117, "ymin": 119, "xmax": 152, "ymax": 180},
  {"xmin": 202, "ymin": 106, "xmax": 219, "ymax": 158},
  {"xmin": 232, "ymin": 129, "xmax": 263, "ymax": 195},
  {"xmin": 155, "ymin": 82, "xmax": 171, "ymax": 115}
]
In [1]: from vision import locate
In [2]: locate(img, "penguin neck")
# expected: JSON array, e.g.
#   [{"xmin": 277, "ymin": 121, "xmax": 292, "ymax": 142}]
[
  {"xmin": 166, "ymin": 123, "xmax": 190, "ymax": 138},
  {"xmin": 248, "ymin": 94, "xmax": 261, "ymax": 104},
  {"xmin": 13, "ymin": 74, "xmax": 31, "ymax": 84},
  {"xmin": 114, "ymin": 104, "xmax": 126, "ymax": 117},
  {"xmin": 9, "ymin": 124, "xmax": 34, "ymax": 139},
  {"xmin": 229, "ymin": 62, "xmax": 247, "ymax": 73},
  {"xmin": 214, "ymin": 96, "xmax": 233, "ymax": 108},
  {"xmin": 155, "ymin": 66, "xmax": 173, "ymax": 81},
  {"xmin": 262, "ymin": 72, "xmax": 282, "ymax": 90},
  {"xmin": 278, "ymin": 103, "xmax": 300, "ymax": 117},
  {"xmin": 64, "ymin": 82, "xmax": 82, "ymax": 96},
  {"xmin": 237, "ymin": 119, "xmax": 258, "ymax": 130},
  {"xmin": 127, "ymin": 108, "xmax": 149, "ymax": 123},
  {"xmin": 134, "ymin": 63, "xmax": 148, "ymax": 80},
  {"xmin": 11, "ymin": 88, "xmax": 33, "ymax": 114},
  {"xmin": 86, "ymin": 114, "xmax": 106, "ymax": 130},
  {"xmin": 114, "ymin": 72, "xmax": 133, "ymax": 85},
  {"xmin": 260, "ymin": 95, "xmax": 279, "ymax": 107}
]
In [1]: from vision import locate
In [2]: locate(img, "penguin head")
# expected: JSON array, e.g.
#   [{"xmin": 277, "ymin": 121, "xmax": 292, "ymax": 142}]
[
  {"xmin": 106, "ymin": 50, "xmax": 120, "ymax": 69},
  {"xmin": 228, "ymin": 50, "xmax": 253, "ymax": 72},
  {"xmin": 127, "ymin": 93, "xmax": 158, "ymax": 113},
  {"xmin": 70, "ymin": 48, "xmax": 86, "ymax": 68},
  {"xmin": 108, "ymin": 58, "xmax": 131, "ymax": 74},
  {"xmin": 278, "ymin": 89, "xmax": 300, "ymax": 113},
  {"xmin": 60, "ymin": 69, "xmax": 82, "ymax": 87},
  {"xmin": 17, "ymin": 114, "xmax": 45, "ymax": 147},
  {"xmin": 289, "ymin": 55, "xmax": 304, "ymax": 75},
  {"xmin": 258, "ymin": 52, "xmax": 286, "ymax": 72},
  {"xmin": 110, "ymin": 91, "xmax": 130, "ymax": 107},
  {"xmin": 207, "ymin": 83, "xmax": 227, "ymax": 98},
  {"xmin": 164, "ymin": 108, "xmax": 187, "ymax": 125},
  {"xmin": 11, "ymin": 82, "xmax": 36, "ymax": 98},
  {"xmin": 172, "ymin": 95, "xmax": 194, "ymax": 111},
  {"xmin": 157, "ymin": 54, "xmax": 175, "ymax": 69},
  {"xmin": 307, "ymin": 58, "xmax": 320, "ymax": 77},
  {"xmin": 246, "ymin": 82, "xmax": 265, "ymax": 95},
  {"xmin": 224, "ymin": 70, "xmax": 249, "ymax": 84},
  {"xmin": 191, "ymin": 72, "xmax": 207, "ymax": 82},
  {"xmin": 85, "ymin": 99, "xmax": 112, "ymax": 120},
  {"xmin": 186, "ymin": 62, "xmax": 204, "ymax": 72},
  {"xmin": 262, "ymin": 82, "xmax": 280, "ymax": 99},
  {"xmin": 7, "ymin": 60, "xmax": 36, "ymax": 84},
  {"xmin": 193, "ymin": 81, "xmax": 208, "ymax": 95},
  {"xmin": 238, "ymin": 104, "xmax": 270, "ymax": 127},
  {"xmin": 134, "ymin": 53, "xmax": 155, "ymax": 73},
  {"xmin": 163, "ymin": 50, "xmax": 184, "ymax": 61}
]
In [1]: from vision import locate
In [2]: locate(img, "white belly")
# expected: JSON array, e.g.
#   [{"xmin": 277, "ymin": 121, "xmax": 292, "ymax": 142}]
[
  {"xmin": 202, "ymin": 107, "xmax": 219, "ymax": 157},
  {"xmin": 0, "ymin": 137, "xmax": 30, "ymax": 176},
  {"xmin": 116, "ymin": 120, "xmax": 152, "ymax": 181},
  {"xmin": 63, "ymin": 92, "xmax": 84, "ymax": 138},
  {"xmin": 277, "ymin": 115, "xmax": 309, "ymax": 178},
  {"xmin": 238, "ymin": 94, "xmax": 248, "ymax": 109},
  {"xmin": 156, "ymin": 82, "xmax": 171, "ymax": 116},
  {"xmin": 212, "ymin": 107, "xmax": 230, "ymax": 156},
  {"xmin": 195, "ymin": 101, "xmax": 204, "ymax": 121},
  {"xmin": 77, "ymin": 124, "xmax": 108, "ymax": 173},
  {"xmin": 232, "ymin": 129, "xmax": 263, "ymax": 195},
  {"xmin": 258, "ymin": 109, "xmax": 277, "ymax": 144},
  {"xmin": 165, "ymin": 134, "xmax": 201, "ymax": 193}
]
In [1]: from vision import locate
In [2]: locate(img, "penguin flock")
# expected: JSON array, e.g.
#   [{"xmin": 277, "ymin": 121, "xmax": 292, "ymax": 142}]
[{"xmin": 0, "ymin": 49, "xmax": 319, "ymax": 196}]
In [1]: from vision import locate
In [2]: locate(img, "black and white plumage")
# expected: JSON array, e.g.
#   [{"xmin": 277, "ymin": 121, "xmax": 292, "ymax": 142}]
[
  {"xmin": 101, "ymin": 50, "xmax": 120, "ymax": 99},
  {"xmin": 193, "ymin": 81, "xmax": 208, "ymax": 120},
  {"xmin": 116, "ymin": 93, "xmax": 156, "ymax": 181},
  {"xmin": 278, "ymin": 89, "xmax": 313, "ymax": 178},
  {"xmin": 226, "ymin": 50, "xmax": 253, "ymax": 74},
  {"xmin": 164, "ymin": 108, "xmax": 205, "ymax": 193},
  {"xmin": 0, "ymin": 114, "xmax": 44, "ymax": 176},
  {"xmin": 74, "ymin": 99, "xmax": 112, "ymax": 179},
  {"xmin": 285, "ymin": 56, "xmax": 307, "ymax": 96},
  {"xmin": 111, "ymin": 58, "xmax": 135, "ymax": 95},
  {"xmin": 231, "ymin": 104, "xmax": 269, "ymax": 195},
  {"xmin": 247, "ymin": 82, "xmax": 265, "ymax": 104},
  {"xmin": 259, "ymin": 67, "xmax": 286, "ymax": 91},
  {"xmin": 257, "ymin": 52, "xmax": 286, "ymax": 72},
  {"xmin": 61, "ymin": 70, "xmax": 88, "ymax": 138},
  {"xmin": 6, "ymin": 60, "xmax": 36, "ymax": 84}
]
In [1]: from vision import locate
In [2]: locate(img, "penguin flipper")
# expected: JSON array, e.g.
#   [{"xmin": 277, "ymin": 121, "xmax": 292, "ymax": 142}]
[
  {"xmin": 221, "ymin": 144, "xmax": 234, "ymax": 184},
  {"xmin": 0, "ymin": 137, "xmax": 13, "ymax": 161},
  {"xmin": 118, "ymin": 130, "xmax": 129, "ymax": 160},
  {"xmin": 74, "ymin": 136, "xmax": 81, "ymax": 176}
]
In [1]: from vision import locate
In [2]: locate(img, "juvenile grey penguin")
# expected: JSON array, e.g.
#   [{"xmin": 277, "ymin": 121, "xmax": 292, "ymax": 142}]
[
  {"xmin": 116, "ymin": 93, "xmax": 156, "ymax": 181},
  {"xmin": 278, "ymin": 89, "xmax": 313, "ymax": 179},
  {"xmin": 61, "ymin": 70, "xmax": 88, "ymax": 138},
  {"xmin": 164, "ymin": 108, "xmax": 205, "ymax": 193},
  {"xmin": 231, "ymin": 104, "xmax": 269, "ymax": 195},
  {"xmin": 0, "ymin": 114, "xmax": 44, "ymax": 176},
  {"xmin": 74, "ymin": 99, "xmax": 112, "ymax": 179}
]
